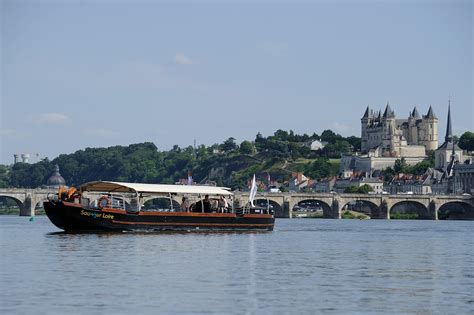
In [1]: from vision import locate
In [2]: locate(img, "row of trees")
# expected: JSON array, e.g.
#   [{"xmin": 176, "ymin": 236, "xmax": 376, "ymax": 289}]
[{"xmin": 1, "ymin": 129, "xmax": 471, "ymax": 189}]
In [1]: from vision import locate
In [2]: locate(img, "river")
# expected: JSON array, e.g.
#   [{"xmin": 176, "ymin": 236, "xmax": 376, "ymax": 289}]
[{"xmin": 1, "ymin": 216, "xmax": 473, "ymax": 314}]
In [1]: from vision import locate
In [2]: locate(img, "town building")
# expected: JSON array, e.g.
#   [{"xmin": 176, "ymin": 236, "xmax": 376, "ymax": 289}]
[
  {"xmin": 313, "ymin": 177, "xmax": 336, "ymax": 193},
  {"xmin": 384, "ymin": 173, "xmax": 432, "ymax": 195},
  {"xmin": 333, "ymin": 176, "xmax": 384, "ymax": 193},
  {"xmin": 307, "ymin": 140, "xmax": 326, "ymax": 151},
  {"xmin": 453, "ymin": 158, "xmax": 474, "ymax": 194},
  {"xmin": 289, "ymin": 172, "xmax": 315, "ymax": 192}
]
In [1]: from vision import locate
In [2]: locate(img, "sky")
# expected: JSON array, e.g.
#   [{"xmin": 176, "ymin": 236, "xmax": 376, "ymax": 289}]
[{"xmin": 1, "ymin": 0, "xmax": 472, "ymax": 164}]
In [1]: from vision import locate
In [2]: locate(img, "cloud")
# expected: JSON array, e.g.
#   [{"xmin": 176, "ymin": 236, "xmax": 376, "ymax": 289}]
[
  {"xmin": 32, "ymin": 113, "xmax": 69, "ymax": 125},
  {"xmin": 174, "ymin": 53, "xmax": 194, "ymax": 65}
]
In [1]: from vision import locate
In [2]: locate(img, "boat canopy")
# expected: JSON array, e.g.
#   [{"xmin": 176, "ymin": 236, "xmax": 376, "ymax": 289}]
[{"xmin": 80, "ymin": 181, "xmax": 233, "ymax": 196}]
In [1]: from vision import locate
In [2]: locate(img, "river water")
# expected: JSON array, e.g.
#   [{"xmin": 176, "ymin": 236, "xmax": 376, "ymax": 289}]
[{"xmin": 1, "ymin": 216, "xmax": 473, "ymax": 314}]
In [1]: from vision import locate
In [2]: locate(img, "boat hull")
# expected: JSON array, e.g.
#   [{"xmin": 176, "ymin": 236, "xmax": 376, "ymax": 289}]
[{"xmin": 44, "ymin": 201, "xmax": 274, "ymax": 232}]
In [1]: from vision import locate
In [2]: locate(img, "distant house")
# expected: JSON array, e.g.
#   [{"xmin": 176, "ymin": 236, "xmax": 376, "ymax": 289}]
[
  {"xmin": 289, "ymin": 172, "xmax": 311, "ymax": 192},
  {"xmin": 308, "ymin": 140, "xmax": 327, "ymax": 151},
  {"xmin": 334, "ymin": 174, "xmax": 384, "ymax": 193},
  {"xmin": 313, "ymin": 177, "xmax": 337, "ymax": 193},
  {"xmin": 385, "ymin": 172, "xmax": 432, "ymax": 195}
]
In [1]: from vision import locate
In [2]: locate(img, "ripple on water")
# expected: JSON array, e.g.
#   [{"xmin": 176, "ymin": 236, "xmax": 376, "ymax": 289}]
[{"xmin": 0, "ymin": 216, "xmax": 473, "ymax": 314}]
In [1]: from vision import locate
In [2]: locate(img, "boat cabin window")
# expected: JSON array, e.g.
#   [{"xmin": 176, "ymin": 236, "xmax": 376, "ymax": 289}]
[{"xmin": 142, "ymin": 198, "xmax": 180, "ymax": 212}]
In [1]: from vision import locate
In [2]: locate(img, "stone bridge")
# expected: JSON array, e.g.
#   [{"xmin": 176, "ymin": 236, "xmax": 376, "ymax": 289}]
[
  {"xmin": 0, "ymin": 188, "xmax": 56, "ymax": 216},
  {"xmin": 1, "ymin": 188, "xmax": 473, "ymax": 219},
  {"xmin": 234, "ymin": 192, "xmax": 474, "ymax": 220}
]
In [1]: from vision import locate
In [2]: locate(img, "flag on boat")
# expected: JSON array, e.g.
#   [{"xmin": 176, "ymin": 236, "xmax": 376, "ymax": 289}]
[
  {"xmin": 187, "ymin": 171, "xmax": 193, "ymax": 185},
  {"xmin": 249, "ymin": 174, "xmax": 257, "ymax": 207}
]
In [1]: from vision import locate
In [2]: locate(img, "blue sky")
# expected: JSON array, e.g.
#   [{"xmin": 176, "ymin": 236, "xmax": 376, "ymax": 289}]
[{"xmin": 1, "ymin": 0, "xmax": 472, "ymax": 164}]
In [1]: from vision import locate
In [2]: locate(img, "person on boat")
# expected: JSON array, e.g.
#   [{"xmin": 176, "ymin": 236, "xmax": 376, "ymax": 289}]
[
  {"xmin": 203, "ymin": 195, "xmax": 211, "ymax": 213},
  {"xmin": 218, "ymin": 196, "xmax": 228, "ymax": 213},
  {"xmin": 181, "ymin": 197, "xmax": 190, "ymax": 212}
]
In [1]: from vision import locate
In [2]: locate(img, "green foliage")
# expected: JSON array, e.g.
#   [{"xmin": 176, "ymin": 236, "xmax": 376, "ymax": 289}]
[
  {"xmin": 382, "ymin": 155, "xmax": 435, "ymax": 181},
  {"xmin": 2, "ymin": 128, "xmax": 356, "ymax": 188},
  {"xmin": 239, "ymin": 140, "xmax": 254, "ymax": 154},
  {"xmin": 321, "ymin": 140, "xmax": 351, "ymax": 158},
  {"xmin": 345, "ymin": 136, "xmax": 362, "ymax": 152},
  {"xmin": 341, "ymin": 211, "xmax": 368, "ymax": 219},
  {"xmin": 344, "ymin": 184, "xmax": 373, "ymax": 194},
  {"xmin": 394, "ymin": 157, "xmax": 408, "ymax": 173},
  {"xmin": 320, "ymin": 129, "xmax": 342, "ymax": 143},
  {"xmin": 0, "ymin": 165, "xmax": 10, "ymax": 188},
  {"xmin": 344, "ymin": 185, "xmax": 359, "ymax": 193},
  {"xmin": 303, "ymin": 158, "xmax": 337, "ymax": 180},
  {"xmin": 357, "ymin": 184, "xmax": 374, "ymax": 194},
  {"xmin": 221, "ymin": 137, "xmax": 238, "ymax": 152},
  {"xmin": 344, "ymin": 184, "xmax": 374, "ymax": 194},
  {"xmin": 459, "ymin": 131, "xmax": 474, "ymax": 151}
]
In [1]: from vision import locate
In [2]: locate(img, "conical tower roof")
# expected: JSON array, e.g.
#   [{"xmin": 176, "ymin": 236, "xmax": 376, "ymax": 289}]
[
  {"xmin": 382, "ymin": 103, "xmax": 395, "ymax": 118},
  {"xmin": 362, "ymin": 106, "xmax": 370, "ymax": 119},
  {"xmin": 445, "ymin": 102, "xmax": 452, "ymax": 143},
  {"xmin": 426, "ymin": 105, "xmax": 437, "ymax": 119},
  {"xmin": 411, "ymin": 107, "xmax": 420, "ymax": 119}
]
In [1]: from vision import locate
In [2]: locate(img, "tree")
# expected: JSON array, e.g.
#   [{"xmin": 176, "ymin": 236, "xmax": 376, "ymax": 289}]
[
  {"xmin": 344, "ymin": 185, "xmax": 359, "ymax": 193},
  {"xmin": 394, "ymin": 158, "xmax": 408, "ymax": 173},
  {"xmin": 459, "ymin": 131, "xmax": 474, "ymax": 152},
  {"xmin": 357, "ymin": 184, "xmax": 373, "ymax": 194},
  {"xmin": 321, "ymin": 129, "xmax": 343, "ymax": 144},
  {"xmin": 345, "ymin": 136, "xmax": 362, "ymax": 152},
  {"xmin": 221, "ymin": 137, "xmax": 238, "ymax": 152},
  {"xmin": 240, "ymin": 141, "xmax": 254, "ymax": 154}
]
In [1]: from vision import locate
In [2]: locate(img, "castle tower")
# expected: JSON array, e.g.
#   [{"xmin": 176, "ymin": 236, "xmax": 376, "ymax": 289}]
[
  {"xmin": 419, "ymin": 105, "xmax": 438, "ymax": 151},
  {"xmin": 435, "ymin": 102, "xmax": 463, "ymax": 170},
  {"xmin": 361, "ymin": 106, "xmax": 371, "ymax": 152},
  {"xmin": 407, "ymin": 106, "xmax": 420, "ymax": 145},
  {"xmin": 381, "ymin": 103, "xmax": 397, "ymax": 155}
]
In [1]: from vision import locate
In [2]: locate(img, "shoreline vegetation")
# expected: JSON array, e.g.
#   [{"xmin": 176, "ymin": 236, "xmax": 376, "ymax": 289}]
[{"xmin": 6, "ymin": 128, "xmax": 471, "ymax": 191}]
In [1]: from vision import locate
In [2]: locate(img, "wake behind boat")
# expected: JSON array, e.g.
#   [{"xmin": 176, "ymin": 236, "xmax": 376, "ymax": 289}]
[{"xmin": 44, "ymin": 181, "xmax": 274, "ymax": 232}]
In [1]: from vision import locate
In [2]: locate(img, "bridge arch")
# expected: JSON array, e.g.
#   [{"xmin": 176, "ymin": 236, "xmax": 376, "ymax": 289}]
[
  {"xmin": 390, "ymin": 200, "xmax": 430, "ymax": 219},
  {"xmin": 252, "ymin": 199, "xmax": 282, "ymax": 216},
  {"xmin": 438, "ymin": 201, "xmax": 474, "ymax": 220},
  {"xmin": 340, "ymin": 200, "xmax": 380, "ymax": 219},
  {"xmin": 292, "ymin": 199, "xmax": 331, "ymax": 218},
  {"xmin": 0, "ymin": 196, "xmax": 24, "ymax": 215}
]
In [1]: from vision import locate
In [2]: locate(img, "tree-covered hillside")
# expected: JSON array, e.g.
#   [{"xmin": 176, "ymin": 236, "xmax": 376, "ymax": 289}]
[{"xmin": 1, "ymin": 129, "xmax": 359, "ymax": 189}]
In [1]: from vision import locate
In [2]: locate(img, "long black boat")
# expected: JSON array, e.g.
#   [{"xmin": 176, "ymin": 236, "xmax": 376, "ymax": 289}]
[{"xmin": 44, "ymin": 181, "xmax": 274, "ymax": 232}]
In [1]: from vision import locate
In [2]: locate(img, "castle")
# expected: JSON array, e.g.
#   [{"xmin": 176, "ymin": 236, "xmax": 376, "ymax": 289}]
[
  {"xmin": 341, "ymin": 102, "xmax": 465, "ymax": 175},
  {"xmin": 341, "ymin": 104, "xmax": 439, "ymax": 173},
  {"xmin": 361, "ymin": 104, "xmax": 438, "ymax": 157}
]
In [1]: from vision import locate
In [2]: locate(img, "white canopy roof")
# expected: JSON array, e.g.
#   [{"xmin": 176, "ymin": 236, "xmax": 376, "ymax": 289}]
[{"xmin": 80, "ymin": 181, "xmax": 233, "ymax": 196}]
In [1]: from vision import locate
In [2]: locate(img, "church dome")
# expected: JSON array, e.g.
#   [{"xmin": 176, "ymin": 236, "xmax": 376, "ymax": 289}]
[{"xmin": 47, "ymin": 164, "xmax": 66, "ymax": 187}]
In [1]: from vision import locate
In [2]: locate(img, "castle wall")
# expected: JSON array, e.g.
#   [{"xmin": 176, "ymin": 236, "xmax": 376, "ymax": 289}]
[
  {"xmin": 353, "ymin": 155, "xmax": 427, "ymax": 172},
  {"xmin": 400, "ymin": 145, "xmax": 425, "ymax": 157}
]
